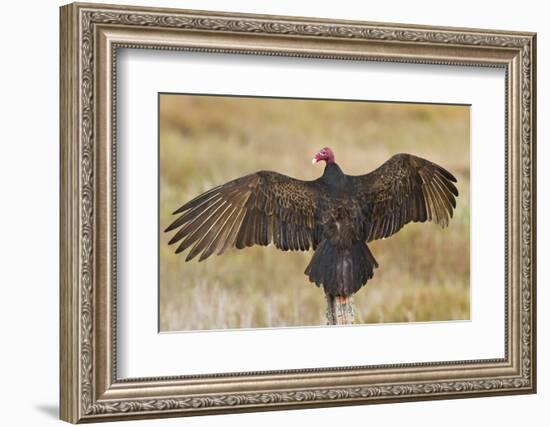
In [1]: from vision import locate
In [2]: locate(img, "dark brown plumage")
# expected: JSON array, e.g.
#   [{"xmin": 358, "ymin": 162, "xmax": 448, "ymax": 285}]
[{"xmin": 165, "ymin": 148, "xmax": 458, "ymax": 296}]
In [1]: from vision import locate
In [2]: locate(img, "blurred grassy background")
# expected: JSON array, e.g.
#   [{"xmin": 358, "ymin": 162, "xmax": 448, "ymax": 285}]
[{"xmin": 159, "ymin": 94, "xmax": 470, "ymax": 331}]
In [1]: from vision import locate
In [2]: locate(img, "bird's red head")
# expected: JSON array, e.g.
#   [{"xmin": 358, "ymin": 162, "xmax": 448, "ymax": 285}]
[{"xmin": 312, "ymin": 147, "xmax": 335, "ymax": 165}]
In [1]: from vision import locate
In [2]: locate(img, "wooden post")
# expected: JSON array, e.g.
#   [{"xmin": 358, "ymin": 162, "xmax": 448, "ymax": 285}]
[{"xmin": 325, "ymin": 293, "xmax": 354, "ymax": 325}]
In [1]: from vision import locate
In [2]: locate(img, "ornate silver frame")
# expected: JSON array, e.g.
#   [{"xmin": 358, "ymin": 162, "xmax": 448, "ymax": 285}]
[{"xmin": 60, "ymin": 2, "xmax": 536, "ymax": 423}]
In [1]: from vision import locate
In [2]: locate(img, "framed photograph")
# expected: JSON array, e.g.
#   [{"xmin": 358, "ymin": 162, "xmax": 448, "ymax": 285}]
[{"xmin": 60, "ymin": 2, "xmax": 537, "ymax": 423}]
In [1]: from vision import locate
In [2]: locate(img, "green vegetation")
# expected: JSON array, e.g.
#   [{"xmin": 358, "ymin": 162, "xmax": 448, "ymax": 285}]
[{"xmin": 159, "ymin": 95, "xmax": 470, "ymax": 331}]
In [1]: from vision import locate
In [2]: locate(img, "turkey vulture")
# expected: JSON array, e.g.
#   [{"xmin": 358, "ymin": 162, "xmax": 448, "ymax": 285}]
[{"xmin": 165, "ymin": 147, "xmax": 458, "ymax": 297}]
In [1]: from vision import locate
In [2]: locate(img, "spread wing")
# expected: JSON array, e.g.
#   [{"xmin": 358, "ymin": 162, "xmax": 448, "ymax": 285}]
[
  {"xmin": 349, "ymin": 153, "xmax": 459, "ymax": 242},
  {"xmin": 165, "ymin": 171, "xmax": 321, "ymax": 261}
]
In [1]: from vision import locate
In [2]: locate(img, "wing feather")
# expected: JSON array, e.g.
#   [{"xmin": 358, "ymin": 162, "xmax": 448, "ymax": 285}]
[
  {"xmin": 349, "ymin": 153, "xmax": 458, "ymax": 242},
  {"xmin": 198, "ymin": 203, "xmax": 239, "ymax": 261},
  {"xmin": 166, "ymin": 171, "xmax": 320, "ymax": 261}
]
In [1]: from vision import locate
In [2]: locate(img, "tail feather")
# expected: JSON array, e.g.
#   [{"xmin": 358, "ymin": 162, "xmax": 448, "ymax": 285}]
[{"xmin": 305, "ymin": 240, "xmax": 378, "ymax": 296}]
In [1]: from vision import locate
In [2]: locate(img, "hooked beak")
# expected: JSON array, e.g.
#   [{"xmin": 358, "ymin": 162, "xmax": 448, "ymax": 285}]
[{"xmin": 312, "ymin": 153, "xmax": 321, "ymax": 164}]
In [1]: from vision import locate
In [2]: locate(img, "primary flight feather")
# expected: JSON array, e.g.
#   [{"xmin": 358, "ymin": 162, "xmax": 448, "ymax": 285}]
[{"xmin": 165, "ymin": 147, "xmax": 458, "ymax": 297}]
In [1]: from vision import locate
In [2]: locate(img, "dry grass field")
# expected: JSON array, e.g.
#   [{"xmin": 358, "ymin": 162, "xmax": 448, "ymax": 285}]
[{"xmin": 159, "ymin": 94, "xmax": 470, "ymax": 331}]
